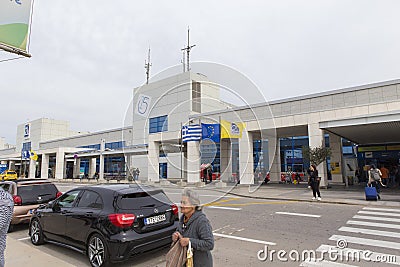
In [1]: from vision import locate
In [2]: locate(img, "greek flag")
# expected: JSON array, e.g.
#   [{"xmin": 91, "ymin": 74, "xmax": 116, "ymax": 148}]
[{"xmin": 182, "ymin": 125, "xmax": 202, "ymax": 142}]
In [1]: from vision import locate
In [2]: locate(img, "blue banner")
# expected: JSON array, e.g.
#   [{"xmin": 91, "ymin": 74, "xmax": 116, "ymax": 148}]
[{"xmin": 201, "ymin": 123, "xmax": 220, "ymax": 143}]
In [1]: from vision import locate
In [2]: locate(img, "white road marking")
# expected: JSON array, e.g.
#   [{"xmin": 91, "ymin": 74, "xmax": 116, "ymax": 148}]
[
  {"xmin": 17, "ymin": 237, "xmax": 31, "ymax": 241},
  {"xmin": 363, "ymin": 207, "xmax": 400, "ymax": 213},
  {"xmin": 213, "ymin": 233, "xmax": 276, "ymax": 245},
  {"xmin": 347, "ymin": 220, "xmax": 400, "ymax": 230},
  {"xmin": 207, "ymin": 206, "xmax": 242, "ymax": 211},
  {"xmin": 338, "ymin": 226, "xmax": 400, "ymax": 239},
  {"xmin": 275, "ymin": 211, "xmax": 321, "ymax": 218},
  {"xmin": 300, "ymin": 259, "xmax": 359, "ymax": 267},
  {"xmin": 166, "ymin": 192, "xmax": 239, "ymax": 198},
  {"xmin": 353, "ymin": 215, "xmax": 400, "ymax": 223},
  {"xmin": 329, "ymin": 235, "xmax": 400, "ymax": 250},
  {"xmin": 358, "ymin": 210, "xmax": 400, "ymax": 217},
  {"xmin": 317, "ymin": 244, "xmax": 400, "ymax": 266}
]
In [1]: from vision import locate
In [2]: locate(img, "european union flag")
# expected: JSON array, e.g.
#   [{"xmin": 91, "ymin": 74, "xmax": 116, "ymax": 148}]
[{"xmin": 201, "ymin": 123, "xmax": 220, "ymax": 143}]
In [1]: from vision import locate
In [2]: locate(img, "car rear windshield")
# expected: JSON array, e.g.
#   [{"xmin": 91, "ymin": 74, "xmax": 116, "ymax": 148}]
[
  {"xmin": 117, "ymin": 190, "xmax": 171, "ymax": 210},
  {"xmin": 17, "ymin": 183, "xmax": 58, "ymax": 205},
  {"xmin": 7, "ymin": 171, "xmax": 16, "ymax": 175}
]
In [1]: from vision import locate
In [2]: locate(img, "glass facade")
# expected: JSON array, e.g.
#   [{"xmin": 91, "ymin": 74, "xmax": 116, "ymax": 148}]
[
  {"xmin": 22, "ymin": 142, "xmax": 31, "ymax": 151},
  {"xmin": 149, "ymin": 115, "xmax": 168, "ymax": 133}
]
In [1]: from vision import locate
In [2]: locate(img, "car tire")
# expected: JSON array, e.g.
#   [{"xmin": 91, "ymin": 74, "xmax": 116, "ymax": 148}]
[
  {"xmin": 87, "ymin": 233, "xmax": 110, "ymax": 267},
  {"xmin": 30, "ymin": 219, "xmax": 44, "ymax": 245}
]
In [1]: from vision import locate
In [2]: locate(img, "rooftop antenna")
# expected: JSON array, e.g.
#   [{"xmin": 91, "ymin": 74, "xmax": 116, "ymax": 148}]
[
  {"xmin": 181, "ymin": 26, "xmax": 195, "ymax": 72},
  {"xmin": 181, "ymin": 50, "xmax": 186, "ymax": 73},
  {"xmin": 144, "ymin": 47, "xmax": 151, "ymax": 84}
]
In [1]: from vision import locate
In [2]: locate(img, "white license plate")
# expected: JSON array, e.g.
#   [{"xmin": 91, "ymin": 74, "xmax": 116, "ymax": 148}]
[{"xmin": 144, "ymin": 214, "xmax": 166, "ymax": 225}]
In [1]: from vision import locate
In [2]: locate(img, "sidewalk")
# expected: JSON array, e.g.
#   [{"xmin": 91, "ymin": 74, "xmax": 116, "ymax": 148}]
[
  {"xmin": 5, "ymin": 237, "xmax": 75, "ymax": 267},
  {"xmin": 211, "ymin": 182, "xmax": 400, "ymax": 207}
]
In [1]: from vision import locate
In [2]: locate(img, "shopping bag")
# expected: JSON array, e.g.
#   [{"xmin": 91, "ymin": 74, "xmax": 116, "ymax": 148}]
[
  {"xmin": 186, "ymin": 240, "xmax": 194, "ymax": 267},
  {"xmin": 166, "ymin": 240, "xmax": 187, "ymax": 267}
]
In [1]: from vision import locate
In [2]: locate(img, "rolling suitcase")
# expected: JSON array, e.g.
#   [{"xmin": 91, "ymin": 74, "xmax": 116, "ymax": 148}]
[{"xmin": 365, "ymin": 185, "xmax": 377, "ymax": 201}]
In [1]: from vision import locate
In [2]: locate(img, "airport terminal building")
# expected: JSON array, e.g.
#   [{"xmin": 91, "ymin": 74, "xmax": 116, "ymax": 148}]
[{"xmin": 1, "ymin": 71, "xmax": 400, "ymax": 187}]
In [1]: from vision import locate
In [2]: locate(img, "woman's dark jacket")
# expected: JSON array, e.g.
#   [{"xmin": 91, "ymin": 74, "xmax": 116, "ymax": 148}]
[
  {"xmin": 176, "ymin": 210, "xmax": 214, "ymax": 267},
  {"xmin": 307, "ymin": 168, "xmax": 319, "ymax": 182}
]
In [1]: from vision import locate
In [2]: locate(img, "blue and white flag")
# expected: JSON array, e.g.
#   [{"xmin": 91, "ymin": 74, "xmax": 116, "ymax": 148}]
[
  {"xmin": 182, "ymin": 125, "xmax": 202, "ymax": 142},
  {"xmin": 201, "ymin": 123, "xmax": 220, "ymax": 143}
]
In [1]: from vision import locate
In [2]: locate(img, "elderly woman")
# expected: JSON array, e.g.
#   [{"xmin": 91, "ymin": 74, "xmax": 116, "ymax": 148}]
[
  {"xmin": 0, "ymin": 187, "xmax": 14, "ymax": 267},
  {"xmin": 172, "ymin": 188, "xmax": 214, "ymax": 266}
]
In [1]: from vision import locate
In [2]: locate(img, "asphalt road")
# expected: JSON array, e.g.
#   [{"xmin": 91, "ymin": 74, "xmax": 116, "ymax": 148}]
[{"xmin": 8, "ymin": 184, "xmax": 400, "ymax": 266}]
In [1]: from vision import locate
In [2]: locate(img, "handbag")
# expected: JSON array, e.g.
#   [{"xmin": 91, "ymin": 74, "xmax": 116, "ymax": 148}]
[
  {"xmin": 186, "ymin": 240, "xmax": 194, "ymax": 267},
  {"xmin": 166, "ymin": 239, "xmax": 187, "ymax": 267}
]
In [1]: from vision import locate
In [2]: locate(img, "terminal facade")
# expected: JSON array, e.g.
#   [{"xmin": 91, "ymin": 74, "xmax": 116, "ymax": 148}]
[{"xmin": 1, "ymin": 71, "xmax": 400, "ymax": 187}]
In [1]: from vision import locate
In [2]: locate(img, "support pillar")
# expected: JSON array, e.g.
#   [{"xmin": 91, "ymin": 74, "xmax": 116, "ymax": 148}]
[
  {"xmin": 267, "ymin": 134, "xmax": 281, "ymax": 182},
  {"xmin": 220, "ymin": 139, "xmax": 232, "ymax": 182},
  {"xmin": 89, "ymin": 157, "xmax": 97, "ymax": 178},
  {"xmin": 28, "ymin": 159, "xmax": 36, "ymax": 178},
  {"xmin": 187, "ymin": 141, "xmax": 200, "ymax": 183},
  {"xmin": 9, "ymin": 161, "xmax": 15, "ymax": 170},
  {"xmin": 148, "ymin": 140, "xmax": 160, "ymax": 182},
  {"xmin": 308, "ymin": 123, "xmax": 327, "ymax": 187},
  {"xmin": 41, "ymin": 154, "xmax": 49, "ymax": 179},
  {"xmin": 329, "ymin": 133, "xmax": 344, "ymax": 184},
  {"xmin": 99, "ymin": 139, "xmax": 105, "ymax": 181},
  {"xmin": 73, "ymin": 158, "xmax": 81, "ymax": 178},
  {"xmin": 239, "ymin": 131, "xmax": 254, "ymax": 184},
  {"xmin": 55, "ymin": 149, "xmax": 65, "ymax": 179}
]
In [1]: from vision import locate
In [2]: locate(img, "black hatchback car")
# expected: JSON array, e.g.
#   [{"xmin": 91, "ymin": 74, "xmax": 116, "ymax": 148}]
[{"xmin": 29, "ymin": 184, "xmax": 179, "ymax": 267}]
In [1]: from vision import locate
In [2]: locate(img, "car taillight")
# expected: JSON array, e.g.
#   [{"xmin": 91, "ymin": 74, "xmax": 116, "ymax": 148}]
[
  {"xmin": 171, "ymin": 204, "xmax": 179, "ymax": 215},
  {"xmin": 56, "ymin": 191, "xmax": 63, "ymax": 198},
  {"xmin": 13, "ymin": 195, "xmax": 22, "ymax": 205},
  {"xmin": 108, "ymin": 213, "xmax": 136, "ymax": 228}
]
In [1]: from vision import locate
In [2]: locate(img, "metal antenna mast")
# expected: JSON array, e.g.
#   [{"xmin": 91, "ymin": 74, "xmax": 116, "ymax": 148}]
[
  {"xmin": 181, "ymin": 27, "xmax": 195, "ymax": 72},
  {"xmin": 144, "ymin": 47, "xmax": 151, "ymax": 84}
]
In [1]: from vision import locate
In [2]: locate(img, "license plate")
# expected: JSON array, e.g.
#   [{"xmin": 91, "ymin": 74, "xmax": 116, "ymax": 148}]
[{"xmin": 144, "ymin": 214, "xmax": 166, "ymax": 225}]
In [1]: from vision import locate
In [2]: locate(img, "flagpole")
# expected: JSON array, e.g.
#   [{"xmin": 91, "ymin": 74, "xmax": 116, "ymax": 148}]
[
  {"xmin": 219, "ymin": 116, "xmax": 221, "ymax": 179},
  {"xmin": 180, "ymin": 122, "xmax": 183, "ymax": 182}
]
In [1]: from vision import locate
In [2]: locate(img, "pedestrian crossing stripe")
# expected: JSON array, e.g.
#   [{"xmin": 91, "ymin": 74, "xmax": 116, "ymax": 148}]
[
  {"xmin": 300, "ymin": 258, "xmax": 359, "ymax": 267},
  {"xmin": 347, "ymin": 220, "xmax": 400, "ymax": 230},
  {"xmin": 316, "ymin": 245, "xmax": 400, "ymax": 266},
  {"xmin": 329, "ymin": 235, "xmax": 400, "ymax": 250},
  {"xmin": 362, "ymin": 207, "xmax": 400, "ymax": 213},
  {"xmin": 353, "ymin": 215, "xmax": 400, "ymax": 223},
  {"xmin": 358, "ymin": 210, "xmax": 400, "ymax": 217},
  {"xmin": 338, "ymin": 226, "xmax": 400, "ymax": 239}
]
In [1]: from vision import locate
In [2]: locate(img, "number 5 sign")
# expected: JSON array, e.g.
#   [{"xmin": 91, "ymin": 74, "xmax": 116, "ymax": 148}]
[{"xmin": 135, "ymin": 94, "xmax": 152, "ymax": 117}]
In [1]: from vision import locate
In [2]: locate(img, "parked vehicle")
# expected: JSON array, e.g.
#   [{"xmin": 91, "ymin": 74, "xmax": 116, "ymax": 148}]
[
  {"xmin": 29, "ymin": 184, "xmax": 179, "ymax": 267},
  {"xmin": 0, "ymin": 179, "xmax": 62, "ymax": 232},
  {"xmin": 0, "ymin": 169, "xmax": 18, "ymax": 180}
]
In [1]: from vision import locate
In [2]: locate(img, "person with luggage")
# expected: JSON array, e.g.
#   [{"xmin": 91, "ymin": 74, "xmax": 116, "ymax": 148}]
[
  {"xmin": 368, "ymin": 165, "xmax": 383, "ymax": 200},
  {"xmin": 307, "ymin": 164, "xmax": 321, "ymax": 201}
]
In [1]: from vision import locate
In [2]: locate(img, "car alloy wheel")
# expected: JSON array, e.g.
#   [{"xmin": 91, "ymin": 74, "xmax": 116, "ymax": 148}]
[
  {"xmin": 88, "ymin": 234, "xmax": 108, "ymax": 267},
  {"xmin": 30, "ymin": 219, "xmax": 44, "ymax": 245}
]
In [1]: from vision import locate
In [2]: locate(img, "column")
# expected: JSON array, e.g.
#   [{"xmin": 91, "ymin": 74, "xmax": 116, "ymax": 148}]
[
  {"xmin": 148, "ymin": 140, "xmax": 160, "ymax": 182},
  {"xmin": 308, "ymin": 123, "xmax": 327, "ymax": 187},
  {"xmin": 99, "ymin": 139, "xmax": 105, "ymax": 180},
  {"xmin": 28, "ymin": 158, "xmax": 36, "ymax": 178},
  {"xmin": 41, "ymin": 154, "xmax": 49, "ymax": 179},
  {"xmin": 187, "ymin": 141, "xmax": 200, "ymax": 183},
  {"xmin": 220, "ymin": 139, "xmax": 232, "ymax": 182},
  {"xmin": 55, "ymin": 149, "xmax": 65, "ymax": 179},
  {"xmin": 239, "ymin": 131, "xmax": 254, "ymax": 184},
  {"xmin": 89, "ymin": 157, "xmax": 97, "ymax": 178},
  {"xmin": 9, "ymin": 161, "xmax": 15, "ymax": 170},
  {"xmin": 267, "ymin": 134, "xmax": 281, "ymax": 182},
  {"xmin": 329, "ymin": 133, "xmax": 344, "ymax": 184},
  {"xmin": 73, "ymin": 158, "xmax": 81, "ymax": 178}
]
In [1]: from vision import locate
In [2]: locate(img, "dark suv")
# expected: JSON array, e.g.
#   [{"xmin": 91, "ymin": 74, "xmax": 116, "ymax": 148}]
[
  {"xmin": 0, "ymin": 179, "xmax": 62, "ymax": 232},
  {"xmin": 29, "ymin": 184, "xmax": 179, "ymax": 267}
]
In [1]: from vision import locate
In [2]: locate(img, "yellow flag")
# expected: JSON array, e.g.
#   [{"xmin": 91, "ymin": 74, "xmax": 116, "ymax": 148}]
[
  {"xmin": 221, "ymin": 120, "xmax": 245, "ymax": 139},
  {"xmin": 30, "ymin": 150, "xmax": 38, "ymax": 161}
]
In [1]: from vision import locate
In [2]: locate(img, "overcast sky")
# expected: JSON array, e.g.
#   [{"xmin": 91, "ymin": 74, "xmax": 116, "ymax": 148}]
[{"xmin": 1, "ymin": 0, "xmax": 400, "ymax": 144}]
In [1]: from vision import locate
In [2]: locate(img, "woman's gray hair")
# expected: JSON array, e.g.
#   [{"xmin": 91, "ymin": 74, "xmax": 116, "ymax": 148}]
[{"xmin": 182, "ymin": 188, "xmax": 202, "ymax": 210}]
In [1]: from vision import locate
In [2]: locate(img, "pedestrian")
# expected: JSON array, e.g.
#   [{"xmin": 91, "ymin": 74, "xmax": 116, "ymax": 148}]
[
  {"xmin": 202, "ymin": 168, "xmax": 208, "ymax": 183},
  {"xmin": 172, "ymin": 188, "xmax": 214, "ymax": 267},
  {"xmin": 307, "ymin": 164, "xmax": 321, "ymax": 201},
  {"xmin": 368, "ymin": 165, "xmax": 384, "ymax": 200},
  {"xmin": 380, "ymin": 165, "xmax": 389, "ymax": 186},
  {"xmin": 0, "ymin": 187, "xmax": 14, "ymax": 267},
  {"xmin": 135, "ymin": 168, "xmax": 140, "ymax": 181},
  {"xmin": 208, "ymin": 167, "xmax": 213, "ymax": 184}
]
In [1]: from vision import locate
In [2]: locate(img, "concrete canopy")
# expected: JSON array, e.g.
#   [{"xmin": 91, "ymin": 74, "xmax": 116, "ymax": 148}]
[{"xmin": 319, "ymin": 111, "xmax": 400, "ymax": 145}]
